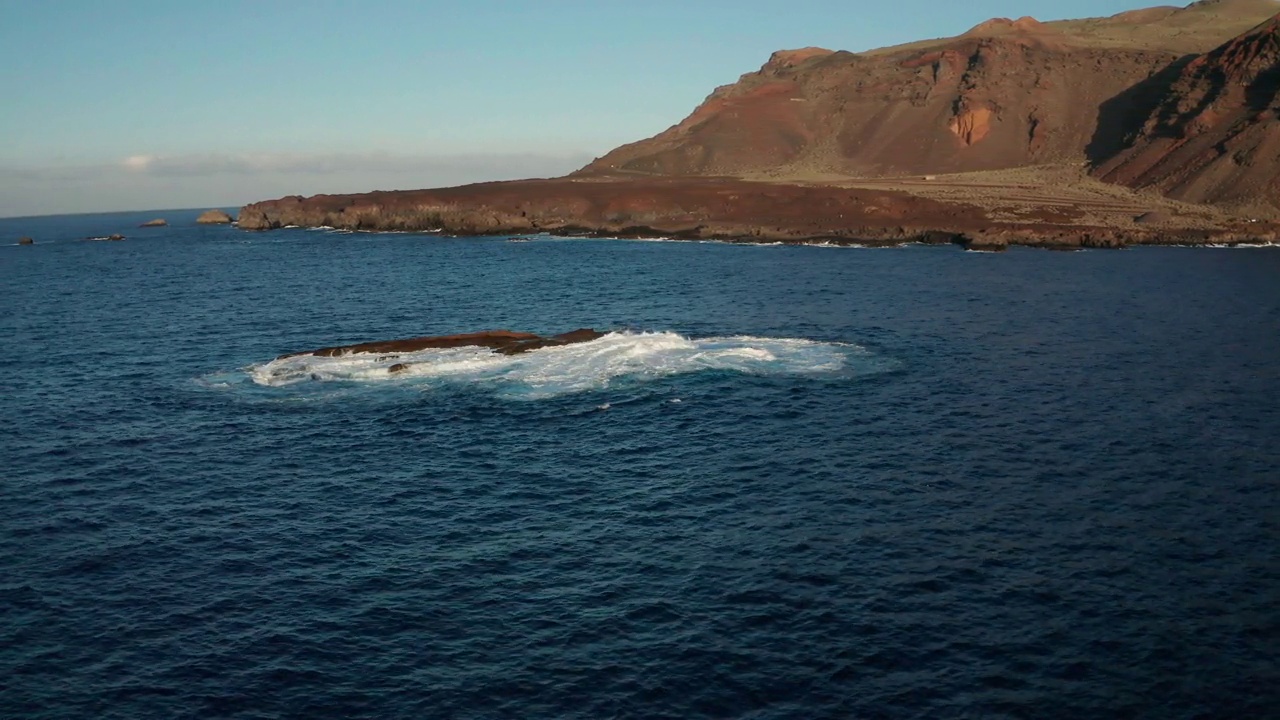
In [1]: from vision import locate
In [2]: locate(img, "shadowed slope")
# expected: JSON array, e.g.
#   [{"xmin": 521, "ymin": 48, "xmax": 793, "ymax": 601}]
[{"xmin": 1096, "ymin": 14, "xmax": 1280, "ymax": 206}]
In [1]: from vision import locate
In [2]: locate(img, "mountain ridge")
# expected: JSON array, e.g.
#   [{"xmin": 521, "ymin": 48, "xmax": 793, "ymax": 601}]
[{"xmin": 579, "ymin": 1, "xmax": 1280, "ymax": 190}]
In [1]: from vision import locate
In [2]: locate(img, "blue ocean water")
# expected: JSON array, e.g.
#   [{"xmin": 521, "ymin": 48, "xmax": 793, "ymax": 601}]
[{"xmin": 3, "ymin": 211, "xmax": 1279, "ymax": 719}]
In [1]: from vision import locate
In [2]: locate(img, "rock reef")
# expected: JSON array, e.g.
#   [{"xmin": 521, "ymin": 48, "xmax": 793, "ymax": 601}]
[{"xmin": 279, "ymin": 329, "xmax": 607, "ymax": 362}]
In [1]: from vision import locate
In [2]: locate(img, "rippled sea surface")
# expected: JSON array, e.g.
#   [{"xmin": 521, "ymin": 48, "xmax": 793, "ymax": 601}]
[{"xmin": 3, "ymin": 211, "xmax": 1279, "ymax": 719}]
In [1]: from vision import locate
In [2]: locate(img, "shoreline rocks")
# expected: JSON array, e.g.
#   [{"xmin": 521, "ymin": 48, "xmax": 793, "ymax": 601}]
[{"xmin": 236, "ymin": 176, "xmax": 1279, "ymax": 250}]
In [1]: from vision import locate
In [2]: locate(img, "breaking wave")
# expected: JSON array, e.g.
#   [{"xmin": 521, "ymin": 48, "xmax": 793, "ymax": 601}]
[{"xmin": 243, "ymin": 331, "xmax": 885, "ymax": 399}]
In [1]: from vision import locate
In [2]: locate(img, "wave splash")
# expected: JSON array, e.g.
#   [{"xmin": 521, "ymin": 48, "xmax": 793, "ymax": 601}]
[{"xmin": 247, "ymin": 331, "xmax": 875, "ymax": 398}]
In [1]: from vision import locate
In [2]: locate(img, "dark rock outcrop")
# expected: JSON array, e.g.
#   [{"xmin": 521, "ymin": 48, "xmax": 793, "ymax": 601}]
[
  {"xmin": 279, "ymin": 329, "xmax": 608, "ymax": 361},
  {"xmin": 140, "ymin": 218, "xmax": 167, "ymax": 227},
  {"xmin": 197, "ymin": 209, "xmax": 234, "ymax": 224}
]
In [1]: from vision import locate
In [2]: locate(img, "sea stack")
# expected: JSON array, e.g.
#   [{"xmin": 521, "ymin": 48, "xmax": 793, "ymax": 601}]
[
  {"xmin": 196, "ymin": 209, "xmax": 234, "ymax": 224},
  {"xmin": 140, "ymin": 218, "xmax": 168, "ymax": 227}
]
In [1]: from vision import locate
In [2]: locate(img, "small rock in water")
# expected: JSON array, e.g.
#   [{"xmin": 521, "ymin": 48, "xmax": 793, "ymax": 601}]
[
  {"xmin": 17, "ymin": 236, "xmax": 34, "ymax": 245},
  {"xmin": 197, "ymin": 209, "xmax": 234, "ymax": 224},
  {"xmin": 140, "ymin": 218, "xmax": 168, "ymax": 227}
]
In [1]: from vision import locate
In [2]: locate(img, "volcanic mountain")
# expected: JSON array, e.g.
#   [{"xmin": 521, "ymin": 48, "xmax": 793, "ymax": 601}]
[
  {"xmin": 1096, "ymin": 14, "xmax": 1280, "ymax": 206},
  {"xmin": 579, "ymin": 0, "xmax": 1279, "ymax": 180},
  {"xmin": 240, "ymin": 1, "xmax": 1280, "ymax": 246}
]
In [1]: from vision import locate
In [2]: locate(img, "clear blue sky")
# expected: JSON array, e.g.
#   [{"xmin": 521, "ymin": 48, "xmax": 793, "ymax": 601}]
[{"xmin": 2, "ymin": 0, "xmax": 1171, "ymax": 216}]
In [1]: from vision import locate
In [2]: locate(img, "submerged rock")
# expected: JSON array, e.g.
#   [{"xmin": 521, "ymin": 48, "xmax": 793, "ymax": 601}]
[
  {"xmin": 140, "ymin": 218, "xmax": 168, "ymax": 227},
  {"xmin": 279, "ymin": 329, "xmax": 607, "ymax": 360},
  {"xmin": 197, "ymin": 209, "xmax": 234, "ymax": 224}
]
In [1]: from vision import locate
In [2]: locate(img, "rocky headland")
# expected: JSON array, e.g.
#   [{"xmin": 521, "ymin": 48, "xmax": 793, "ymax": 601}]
[{"xmin": 239, "ymin": 1, "xmax": 1280, "ymax": 249}]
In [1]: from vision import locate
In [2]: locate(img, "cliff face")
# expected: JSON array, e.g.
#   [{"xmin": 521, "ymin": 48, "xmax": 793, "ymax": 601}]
[
  {"xmin": 578, "ymin": 2, "xmax": 1279, "ymax": 180},
  {"xmin": 1096, "ymin": 15, "xmax": 1280, "ymax": 205}
]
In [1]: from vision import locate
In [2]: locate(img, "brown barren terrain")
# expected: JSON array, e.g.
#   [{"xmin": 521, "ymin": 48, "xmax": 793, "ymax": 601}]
[{"xmin": 240, "ymin": 0, "xmax": 1280, "ymax": 249}]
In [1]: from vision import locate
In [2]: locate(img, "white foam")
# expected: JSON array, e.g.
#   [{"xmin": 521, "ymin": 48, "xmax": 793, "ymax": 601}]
[{"xmin": 247, "ymin": 330, "xmax": 869, "ymax": 398}]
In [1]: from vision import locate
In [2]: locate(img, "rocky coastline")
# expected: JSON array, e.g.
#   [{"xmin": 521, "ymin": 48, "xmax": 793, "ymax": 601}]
[
  {"xmin": 237, "ymin": 3, "xmax": 1280, "ymax": 251},
  {"xmin": 237, "ymin": 177, "xmax": 1277, "ymax": 251}
]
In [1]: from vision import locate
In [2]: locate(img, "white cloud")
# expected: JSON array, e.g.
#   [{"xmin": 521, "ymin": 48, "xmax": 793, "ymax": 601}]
[
  {"xmin": 0, "ymin": 150, "xmax": 595, "ymax": 217},
  {"xmin": 122, "ymin": 155, "xmax": 156, "ymax": 170},
  {"xmin": 114, "ymin": 151, "xmax": 591, "ymax": 178}
]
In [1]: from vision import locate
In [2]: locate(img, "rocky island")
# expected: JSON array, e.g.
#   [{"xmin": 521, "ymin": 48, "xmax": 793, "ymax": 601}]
[
  {"xmin": 239, "ymin": 0, "xmax": 1280, "ymax": 249},
  {"xmin": 197, "ymin": 209, "xmax": 234, "ymax": 224}
]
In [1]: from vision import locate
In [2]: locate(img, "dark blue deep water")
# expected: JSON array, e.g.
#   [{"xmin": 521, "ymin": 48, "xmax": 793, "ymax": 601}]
[{"xmin": 3, "ymin": 211, "xmax": 1279, "ymax": 719}]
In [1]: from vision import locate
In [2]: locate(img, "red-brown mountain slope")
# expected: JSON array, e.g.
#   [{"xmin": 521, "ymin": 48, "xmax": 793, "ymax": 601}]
[
  {"xmin": 578, "ymin": 1, "xmax": 1278, "ymax": 180},
  {"xmin": 1096, "ymin": 14, "xmax": 1280, "ymax": 205}
]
